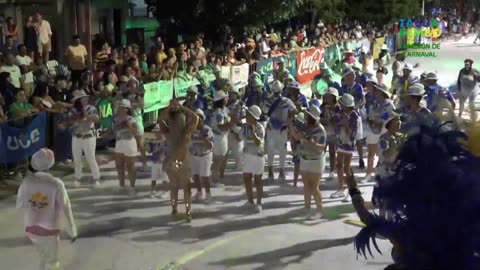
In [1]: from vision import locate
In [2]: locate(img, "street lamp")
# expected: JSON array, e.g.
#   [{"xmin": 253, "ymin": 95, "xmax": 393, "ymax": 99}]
[{"xmin": 421, "ymin": 0, "xmax": 425, "ymax": 16}]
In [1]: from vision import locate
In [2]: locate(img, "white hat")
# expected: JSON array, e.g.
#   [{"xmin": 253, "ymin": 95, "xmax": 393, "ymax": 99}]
[
  {"xmin": 381, "ymin": 44, "xmax": 388, "ymax": 50},
  {"xmin": 403, "ymin": 63, "xmax": 414, "ymax": 71},
  {"xmin": 426, "ymin": 72, "xmax": 439, "ymax": 81},
  {"xmin": 118, "ymin": 99, "xmax": 132, "ymax": 108},
  {"xmin": 295, "ymin": 112, "xmax": 305, "ymax": 123},
  {"xmin": 152, "ymin": 124, "xmax": 161, "ymax": 132},
  {"xmin": 194, "ymin": 108, "xmax": 206, "ymax": 120},
  {"xmin": 407, "ymin": 83, "xmax": 425, "ymax": 96},
  {"xmin": 324, "ymin": 87, "xmax": 339, "ymax": 97},
  {"xmin": 31, "ymin": 148, "xmax": 55, "ymax": 171},
  {"xmin": 247, "ymin": 105, "xmax": 262, "ymax": 120},
  {"xmin": 187, "ymin": 85, "xmax": 199, "ymax": 94},
  {"xmin": 213, "ymin": 91, "xmax": 228, "ymax": 102},
  {"xmin": 212, "ymin": 65, "xmax": 221, "ymax": 73},
  {"xmin": 421, "ymin": 71, "xmax": 429, "ymax": 78},
  {"xmin": 71, "ymin": 90, "xmax": 89, "ymax": 102},
  {"xmin": 366, "ymin": 76, "xmax": 378, "ymax": 84},
  {"xmin": 229, "ymin": 86, "xmax": 240, "ymax": 95},
  {"xmin": 306, "ymin": 105, "xmax": 321, "ymax": 120},
  {"xmin": 339, "ymin": 93, "xmax": 355, "ymax": 107},
  {"xmin": 374, "ymin": 83, "xmax": 391, "ymax": 98},
  {"xmin": 361, "ymin": 46, "xmax": 368, "ymax": 53},
  {"xmin": 271, "ymin": 80, "xmax": 284, "ymax": 93}
]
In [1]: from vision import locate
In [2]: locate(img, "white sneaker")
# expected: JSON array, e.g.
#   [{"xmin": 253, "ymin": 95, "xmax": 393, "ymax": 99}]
[
  {"xmin": 309, "ymin": 212, "xmax": 325, "ymax": 220},
  {"xmin": 255, "ymin": 204, "xmax": 263, "ymax": 213},
  {"xmin": 63, "ymin": 159, "xmax": 72, "ymax": 164},
  {"xmin": 361, "ymin": 175, "xmax": 372, "ymax": 184},
  {"xmin": 158, "ymin": 191, "xmax": 169, "ymax": 199},
  {"xmin": 94, "ymin": 180, "xmax": 101, "ymax": 188},
  {"xmin": 342, "ymin": 192, "xmax": 351, "ymax": 202},
  {"xmin": 330, "ymin": 190, "xmax": 346, "ymax": 198},
  {"xmin": 193, "ymin": 191, "xmax": 203, "ymax": 202},
  {"xmin": 328, "ymin": 172, "xmax": 335, "ymax": 179},
  {"xmin": 73, "ymin": 180, "xmax": 81, "ymax": 187},
  {"xmin": 204, "ymin": 193, "xmax": 212, "ymax": 204},
  {"xmin": 150, "ymin": 190, "xmax": 158, "ymax": 198}
]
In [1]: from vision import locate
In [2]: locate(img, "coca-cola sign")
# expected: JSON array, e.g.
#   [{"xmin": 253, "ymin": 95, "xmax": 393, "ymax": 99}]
[{"xmin": 296, "ymin": 47, "xmax": 325, "ymax": 84}]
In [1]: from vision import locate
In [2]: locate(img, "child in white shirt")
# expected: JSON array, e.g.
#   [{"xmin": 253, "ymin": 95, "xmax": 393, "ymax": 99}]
[{"xmin": 149, "ymin": 124, "xmax": 169, "ymax": 198}]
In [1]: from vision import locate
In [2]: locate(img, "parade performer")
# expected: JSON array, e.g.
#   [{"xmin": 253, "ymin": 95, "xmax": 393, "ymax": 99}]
[
  {"xmin": 393, "ymin": 63, "xmax": 419, "ymax": 111},
  {"xmin": 159, "ymin": 99, "xmax": 199, "ymax": 222},
  {"xmin": 289, "ymin": 106, "xmax": 327, "ymax": 219},
  {"xmin": 190, "ymin": 109, "xmax": 214, "ymax": 203},
  {"xmin": 240, "ymin": 105, "xmax": 266, "ymax": 213},
  {"xmin": 265, "ymin": 80, "xmax": 297, "ymax": 181},
  {"xmin": 227, "ymin": 86, "xmax": 245, "ymax": 170},
  {"xmin": 457, "ymin": 59, "xmax": 480, "ymax": 121},
  {"xmin": 17, "ymin": 148, "xmax": 77, "ymax": 270},
  {"xmin": 319, "ymin": 87, "xmax": 342, "ymax": 179},
  {"xmin": 291, "ymin": 112, "xmax": 305, "ymax": 186},
  {"xmin": 149, "ymin": 124, "xmax": 169, "ymax": 199},
  {"xmin": 58, "ymin": 90, "xmax": 101, "ymax": 187},
  {"xmin": 347, "ymin": 122, "xmax": 480, "ymax": 270}
]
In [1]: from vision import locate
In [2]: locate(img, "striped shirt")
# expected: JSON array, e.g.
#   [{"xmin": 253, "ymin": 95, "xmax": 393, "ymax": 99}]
[
  {"xmin": 401, "ymin": 106, "xmax": 432, "ymax": 136},
  {"xmin": 112, "ymin": 115, "xmax": 141, "ymax": 141},
  {"xmin": 240, "ymin": 123, "xmax": 265, "ymax": 156},
  {"xmin": 299, "ymin": 123, "xmax": 327, "ymax": 160},
  {"xmin": 210, "ymin": 107, "xmax": 230, "ymax": 136},
  {"xmin": 189, "ymin": 125, "xmax": 214, "ymax": 156},
  {"xmin": 94, "ymin": 51, "xmax": 109, "ymax": 71},
  {"xmin": 265, "ymin": 96, "xmax": 295, "ymax": 130},
  {"xmin": 320, "ymin": 103, "xmax": 342, "ymax": 136},
  {"xmin": 336, "ymin": 110, "xmax": 360, "ymax": 152},
  {"xmin": 68, "ymin": 105, "xmax": 98, "ymax": 136}
]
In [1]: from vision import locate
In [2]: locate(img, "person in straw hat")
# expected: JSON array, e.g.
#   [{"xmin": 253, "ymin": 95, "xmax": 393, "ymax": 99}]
[
  {"xmin": 331, "ymin": 93, "xmax": 361, "ymax": 201},
  {"xmin": 158, "ymin": 98, "xmax": 199, "ymax": 222},
  {"xmin": 189, "ymin": 108, "xmax": 215, "ymax": 204},
  {"xmin": 17, "ymin": 148, "xmax": 77, "ymax": 270},
  {"xmin": 240, "ymin": 105, "xmax": 266, "ymax": 213},
  {"xmin": 289, "ymin": 105, "xmax": 327, "ymax": 219},
  {"xmin": 400, "ymin": 83, "xmax": 433, "ymax": 137},
  {"xmin": 424, "ymin": 72, "xmax": 455, "ymax": 115},
  {"xmin": 265, "ymin": 80, "xmax": 297, "ymax": 181},
  {"xmin": 320, "ymin": 87, "xmax": 342, "ymax": 180},
  {"xmin": 58, "ymin": 89, "xmax": 101, "ymax": 187}
]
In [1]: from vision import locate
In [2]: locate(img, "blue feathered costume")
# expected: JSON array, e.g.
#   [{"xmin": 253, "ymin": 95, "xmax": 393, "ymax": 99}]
[{"xmin": 351, "ymin": 123, "xmax": 480, "ymax": 269}]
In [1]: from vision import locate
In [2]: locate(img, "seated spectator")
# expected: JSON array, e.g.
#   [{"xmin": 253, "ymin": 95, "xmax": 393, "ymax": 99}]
[
  {"xmin": 15, "ymin": 44, "xmax": 34, "ymax": 97},
  {"xmin": 32, "ymin": 57, "xmax": 49, "ymax": 86},
  {"xmin": 48, "ymin": 75, "xmax": 73, "ymax": 110},
  {"xmin": 0, "ymin": 35, "xmax": 18, "ymax": 56},
  {"xmin": 138, "ymin": 53, "xmax": 149, "ymax": 75},
  {"xmin": 9, "ymin": 88, "xmax": 39, "ymax": 126},
  {"xmin": 0, "ymin": 72, "xmax": 15, "ymax": 108},
  {"xmin": 0, "ymin": 53, "xmax": 22, "ymax": 89}
]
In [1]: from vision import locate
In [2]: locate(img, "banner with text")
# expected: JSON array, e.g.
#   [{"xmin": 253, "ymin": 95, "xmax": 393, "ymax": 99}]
[
  {"xmin": 174, "ymin": 73, "xmax": 200, "ymax": 98},
  {"xmin": 0, "ymin": 113, "xmax": 46, "ymax": 163},
  {"xmin": 256, "ymin": 53, "xmax": 297, "ymax": 83},
  {"xmin": 144, "ymin": 80, "xmax": 174, "ymax": 111},
  {"xmin": 230, "ymin": 63, "xmax": 250, "ymax": 87},
  {"xmin": 296, "ymin": 46, "xmax": 325, "ymax": 84}
]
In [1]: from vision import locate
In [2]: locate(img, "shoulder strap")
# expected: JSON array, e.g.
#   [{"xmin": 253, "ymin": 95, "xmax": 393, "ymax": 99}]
[{"xmin": 267, "ymin": 97, "xmax": 283, "ymax": 117}]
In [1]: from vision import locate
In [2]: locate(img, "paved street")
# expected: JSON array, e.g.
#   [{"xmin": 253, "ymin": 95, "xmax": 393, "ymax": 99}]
[{"xmin": 1, "ymin": 35, "xmax": 479, "ymax": 270}]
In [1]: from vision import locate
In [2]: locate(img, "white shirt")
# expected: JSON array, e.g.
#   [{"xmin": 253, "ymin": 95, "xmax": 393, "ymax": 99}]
[
  {"xmin": 37, "ymin": 20, "xmax": 52, "ymax": 44},
  {"xmin": 15, "ymin": 55, "xmax": 34, "ymax": 83},
  {"xmin": 0, "ymin": 65, "xmax": 22, "ymax": 88},
  {"xmin": 16, "ymin": 172, "xmax": 77, "ymax": 238}
]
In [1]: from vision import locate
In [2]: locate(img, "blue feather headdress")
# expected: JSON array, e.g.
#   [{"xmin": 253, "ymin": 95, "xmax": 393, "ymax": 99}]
[{"xmin": 355, "ymin": 122, "xmax": 480, "ymax": 269}]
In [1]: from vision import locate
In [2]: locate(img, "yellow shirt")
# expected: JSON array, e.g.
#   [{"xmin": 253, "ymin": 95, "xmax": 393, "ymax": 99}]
[
  {"xmin": 66, "ymin": 45, "xmax": 88, "ymax": 70},
  {"xmin": 156, "ymin": 51, "xmax": 167, "ymax": 65}
]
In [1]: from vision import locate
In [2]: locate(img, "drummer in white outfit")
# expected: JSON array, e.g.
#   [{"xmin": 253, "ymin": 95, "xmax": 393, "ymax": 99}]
[
  {"xmin": 240, "ymin": 105, "xmax": 266, "ymax": 213},
  {"xmin": 288, "ymin": 106, "xmax": 327, "ymax": 220},
  {"xmin": 210, "ymin": 91, "xmax": 236, "ymax": 186},
  {"xmin": 58, "ymin": 90, "xmax": 100, "ymax": 187},
  {"xmin": 363, "ymin": 83, "xmax": 395, "ymax": 183},
  {"xmin": 227, "ymin": 86, "xmax": 245, "ymax": 170},
  {"xmin": 265, "ymin": 80, "xmax": 297, "ymax": 181},
  {"xmin": 190, "ymin": 109, "xmax": 214, "ymax": 203}
]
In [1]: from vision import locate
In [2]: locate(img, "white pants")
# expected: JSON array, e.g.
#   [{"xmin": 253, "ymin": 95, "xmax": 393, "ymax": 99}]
[
  {"xmin": 213, "ymin": 134, "xmax": 228, "ymax": 156},
  {"xmin": 190, "ymin": 153, "xmax": 213, "ymax": 177},
  {"xmin": 267, "ymin": 128, "xmax": 288, "ymax": 169},
  {"xmin": 243, "ymin": 154, "xmax": 265, "ymax": 175},
  {"xmin": 151, "ymin": 163, "xmax": 168, "ymax": 181},
  {"xmin": 228, "ymin": 132, "xmax": 243, "ymax": 169},
  {"xmin": 28, "ymin": 234, "xmax": 60, "ymax": 270},
  {"xmin": 72, "ymin": 136, "xmax": 100, "ymax": 181}
]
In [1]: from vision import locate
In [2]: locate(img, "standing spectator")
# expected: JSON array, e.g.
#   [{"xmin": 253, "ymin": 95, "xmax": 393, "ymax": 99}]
[
  {"xmin": 93, "ymin": 42, "xmax": 110, "ymax": 80},
  {"xmin": 49, "ymin": 75, "xmax": 73, "ymax": 110},
  {"xmin": 35, "ymin": 13, "xmax": 52, "ymax": 63},
  {"xmin": 15, "ymin": 44, "xmax": 34, "ymax": 97},
  {"xmin": 0, "ymin": 53, "xmax": 22, "ymax": 89},
  {"xmin": 1, "ymin": 35, "xmax": 18, "ymax": 56},
  {"xmin": 190, "ymin": 39, "xmax": 206, "ymax": 68},
  {"xmin": 5, "ymin": 17, "xmax": 18, "ymax": 40},
  {"xmin": 24, "ymin": 16, "xmax": 38, "ymax": 59},
  {"xmin": 155, "ymin": 42, "xmax": 167, "ymax": 66},
  {"xmin": 65, "ymin": 35, "xmax": 88, "ymax": 88}
]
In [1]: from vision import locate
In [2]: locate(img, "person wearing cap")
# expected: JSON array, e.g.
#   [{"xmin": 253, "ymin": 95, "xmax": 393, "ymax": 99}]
[
  {"xmin": 210, "ymin": 90, "xmax": 237, "ymax": 187},
  {"xmin": 285, "ymin": 80, "xmax": 308, "ymax": 111},
  {"xmin": 17, "ymin": 148, "xmax": 77, "ymax": 270},
  {"xmin": 159, "ymin": 99, "xmax": 199, "ymax": 222},
  {"xmin": 65, "ymin": 35, "xmax": 88, "ymax": 88},
  {"xmin": 111, "ymin": 99, "xmax": 143, "ymax": 195},
  {"xmin": 393, "ymin": 63, "xmax": 420, "ymax": 110},
  {"xmin": 457, "ymin": 59, "xmax": 480, "ymax": 120},
  {"xmin": 320, "ymin": 87, "xmax": 342, "ymax": 180},
  {"xmin": 332, "ymin": 93, "xmax": 361, "ymax": 200},
  {"xmin": 289, "ymin": 105, "xmax": 327, "ymax": 219},
  {"xmin": 148, "ymin": 124, "xmax": 169, "ymax": 199},
  {"xmin": 264, "ymin": 80, "xmax": 297, "ymax": 181},
  {"xmin": 401, "ymin": 84, "xmax": 432, "ymax": 136},
  {"xmin": 189, "ymin": 108, "xmax": 214, "ymax": 203},
  {"xmin": 424, "ymin": 72, "xmax": 455, "ymax": 114},
  {"xmin": 240, "ymin": 105, "xmax": 266, "ymax": 213},
  {"xmin": 377, "ymin": 44, "xmax": 391, "ymax": 67},
  {"xmin": 363, "ymin": 83, "xmax": 395, "ymax": 183},
  {"xmin": 340, "ymin": 66, "xmax": 366, "ymax": 169},
  {"xmin": 273, "ymin": 59, "xmax": 290, "ymax": 82},
  {"xmin": 342, "ymin": 49, "xmax": 357, "ymax": 66},
  {"xmin": 58, "ymin": 90, "xmax": 101, "ymax": 187},
  {"xmin": 227, "ymin": 86, "xmax": 245, "ymax": 170}
]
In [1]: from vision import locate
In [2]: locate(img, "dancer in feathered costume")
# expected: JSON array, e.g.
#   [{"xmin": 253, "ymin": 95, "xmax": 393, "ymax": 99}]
[{"xmin": 346, "ymin": 122, "xmax": 480, "ymax": 270}]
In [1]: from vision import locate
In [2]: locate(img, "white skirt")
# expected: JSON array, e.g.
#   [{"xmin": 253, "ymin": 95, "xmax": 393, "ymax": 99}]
[
  {"xmin": 190, "ymin": 152, "xmax": 213, "ymax": 177},
  {"xmin": 243, "ymin": 153, "xmax": 265, "ymax": 175},
  {"xmin": 300, "ymin": 153, "xmax": 326, "ymax": 174},
  {"xmin": 115, "ymin": 138, "xmax": 138, "ymax": 157},
  {"xmin": 213, "ymin": 134, "xmax": 228, "ymax": 156}
]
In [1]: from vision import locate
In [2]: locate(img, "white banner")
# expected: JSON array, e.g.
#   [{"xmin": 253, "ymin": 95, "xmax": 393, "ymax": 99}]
[{"xmin": 230, "ymin": 63, "xmax": 250, "ymax": 87}]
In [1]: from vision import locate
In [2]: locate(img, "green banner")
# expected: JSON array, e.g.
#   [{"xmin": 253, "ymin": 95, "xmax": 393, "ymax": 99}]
[
  {"xmin": 96, "ymin": 98, "xmax": 113, "ymax": 129},
  {"xmin": 144, "ymin": 80, "xmax": 173, "ymax": 112},
  {"xmin": 312, "ymin": 73, "xmax": 342, "ymax": 95},
  {"xmin": 174, "ymin": 73, "xmax": 200, "ymax": 97},
  {"xmin": 256, "ymin": 53, "xmax": 297, "ymax": 83}
]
